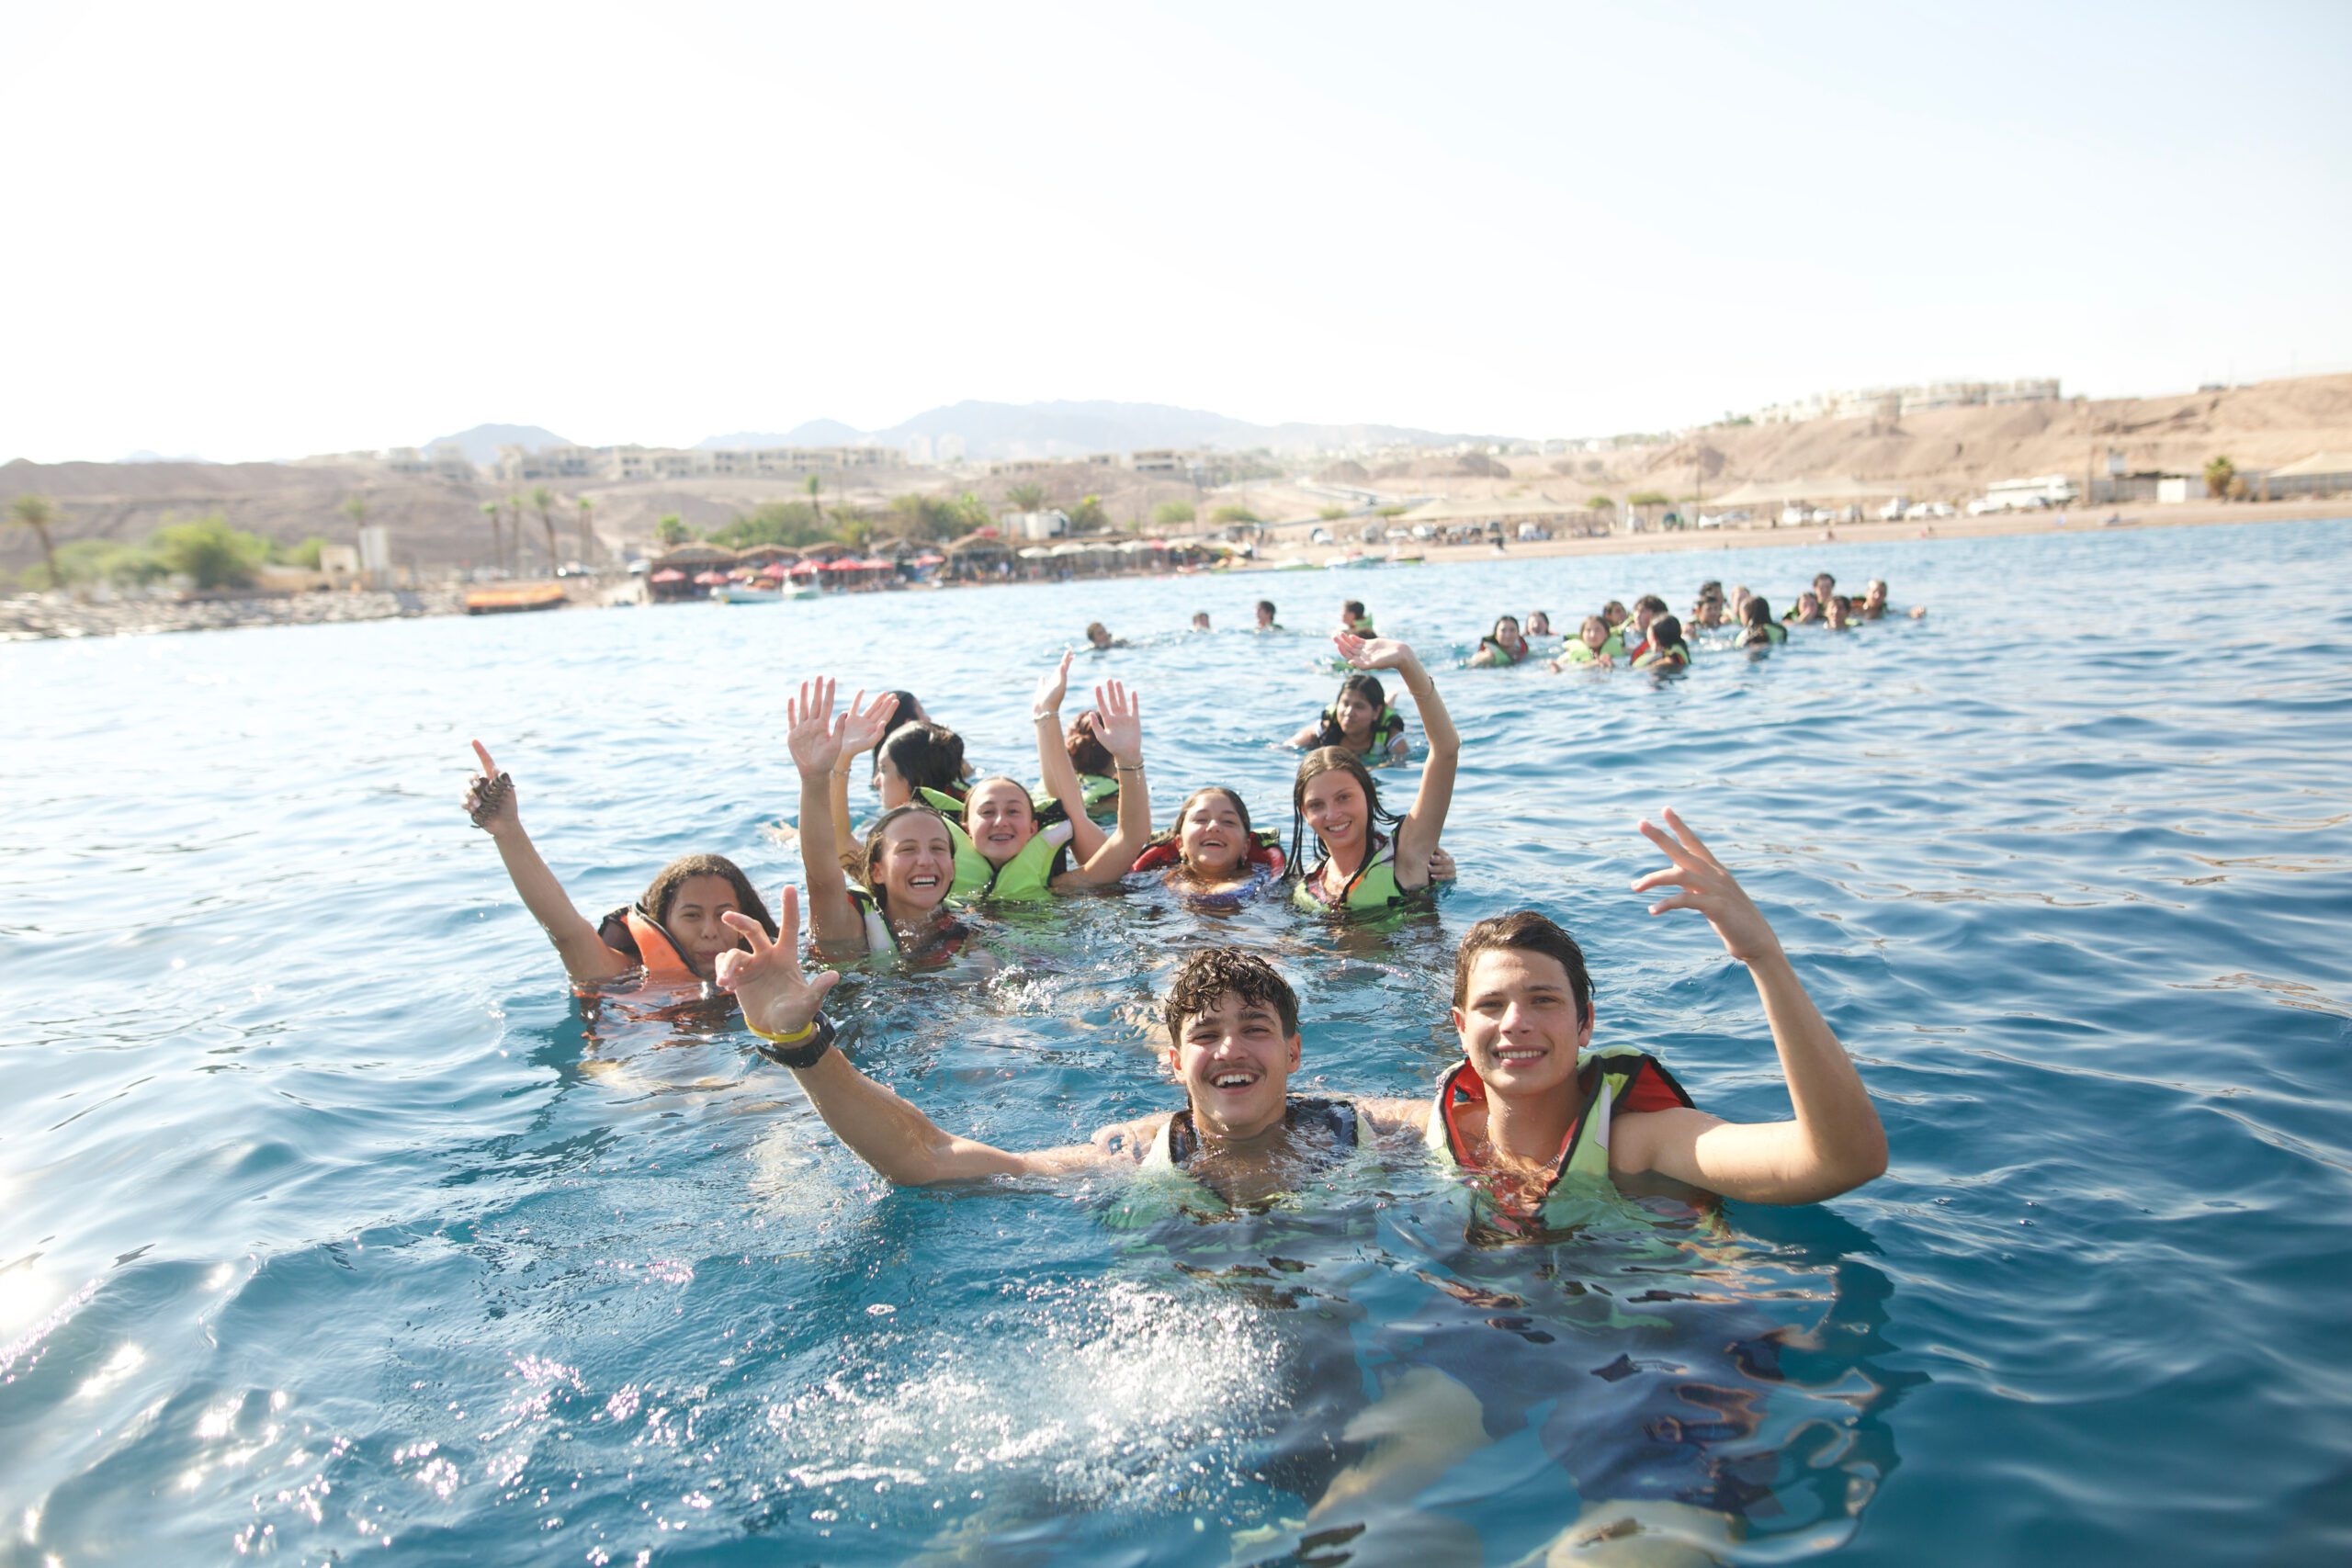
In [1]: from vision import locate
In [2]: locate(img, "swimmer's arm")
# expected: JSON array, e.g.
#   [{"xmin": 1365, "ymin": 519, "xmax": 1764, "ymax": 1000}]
[
  {"xmin": 1614, "ymin": 810, "xmax": 1887, "ymax": 1204},
  {"xmin": 1355, "ymin": 1097, "xmax": 1433, "ymax": 1140},
  {"xmin": 1059, "ymin": 680, "xmax": 1150, "ymax": 889},
  {"xmin": 1361, "ymin": 640, "xmax": 1456, "ymax": 887},
  {"xmin": 1032, "ymin": 653, "xmax": 1111, "ymax": 863},
  {"xmin": 465, "ymin": 741, "xmax": 631, "ymax": 981},
  {"xmin": 1089, "ymin": 1111, "xmax": 1171, "ymax": 1154},
  {"xmin": 1288, "ymin": 721, "xmax": 1323, "ymax": 750},
  {"xmin": 786, "ymin": 681, "xmax": 865, "ymax": 953},
  {"xmin": 1384, "ymin": 730, "xmax": 1411, "ymax": 763},
  {"xmin": 789, "ymin": 1051, "xmax": 1116, "ymax": 1183}
]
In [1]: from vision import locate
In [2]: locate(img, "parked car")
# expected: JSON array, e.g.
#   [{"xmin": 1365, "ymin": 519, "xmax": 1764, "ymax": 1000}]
[
  {"xmin": 1517, "ymin": 521, "xmax": 1549, "ymax": 540},
  {"xmin": 1877, "ymin": 496, "xmax": 1909, "ymax": 522},
  {"xmin": 1410, "ymin": 524, "xmax": 1435, "ymax": 542},
  {"xmin": 1309, "ymin": 526, "xmax": 1333, "ymax": 545},
  {"xmin": 1779, "ymin": 505, "xmax": 1808, "ymax": 528}
]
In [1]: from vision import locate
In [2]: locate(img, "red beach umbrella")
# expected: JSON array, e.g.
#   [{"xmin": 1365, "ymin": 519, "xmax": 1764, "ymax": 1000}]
[
  {"xmin": 650, "ymin": 569, "xmax": 686, "ymax": 582},
  {"xmin": 694, "ymin": 570, "xmax": 728, "ymax": 585},
  {"xmin": 786, "ymin": 558, "xmax": 820, "ymax": 577},
  {"xmin": 761, "ymin": 561, "xmax": 788, "ymax": 579}
]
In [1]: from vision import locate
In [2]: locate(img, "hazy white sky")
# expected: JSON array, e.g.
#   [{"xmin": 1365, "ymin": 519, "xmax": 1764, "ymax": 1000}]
[{"xmin": 4, "ymin": 0, "xmax": 2346, "ymax": 462}]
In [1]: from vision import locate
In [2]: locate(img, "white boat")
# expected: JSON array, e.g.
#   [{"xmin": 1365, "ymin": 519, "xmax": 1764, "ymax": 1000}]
[{"xmin": 710, "ymin": 584, "xmax": 785, "ymax": 605}]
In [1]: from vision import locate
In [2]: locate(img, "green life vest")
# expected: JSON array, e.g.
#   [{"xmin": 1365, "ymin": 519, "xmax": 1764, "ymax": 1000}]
[
  {"xmin": 1319, "ymin": 701, "xmax": 1405, "ymax": 761},
  {"xmin": 1477, "ymin": 637, "xmax": 1524, "ymax": 666},
  {"xmin": 1558, "ymin": 633, "xmax": 1625, "ymax": 665},
  {"xmin": 1633, "ymin": 645, "xmax": 1688, "ymax": 670},
  {"xmin": 1295, "ymin": 834, "xmax": 1409, "ymax": 913},
  {"xmin": 1424, "ymin": 1046, "xmax": 1695, "ymax": 1223},
  {"xmin": 1029, "ymin": 772, "xmax": 1119, "ymax": 822},
  {"xmin": 946, "ymin": 822, "xmax": 1072, "ymax": 903}
]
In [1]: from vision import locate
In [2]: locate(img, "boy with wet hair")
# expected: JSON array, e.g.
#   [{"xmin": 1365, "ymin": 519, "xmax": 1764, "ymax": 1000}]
[{"xmin": 720, "ymin": 916, "xmax": 1356, "ymax": 1201}]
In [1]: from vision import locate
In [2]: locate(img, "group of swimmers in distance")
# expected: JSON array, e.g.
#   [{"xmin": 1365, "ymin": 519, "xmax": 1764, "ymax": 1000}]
[
  {"xmin": 1445, "ymin": 570, "xmax": 1927, "ymax": 672},
  {"xmin": 461, "ymin": 583, "xmax": 1887, "ymax": 1237}
]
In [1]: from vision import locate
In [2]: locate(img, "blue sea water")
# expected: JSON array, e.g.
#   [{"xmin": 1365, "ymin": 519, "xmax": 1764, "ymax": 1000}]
[{"xmin": 4, "ymin": 518, "xmax": 2349, "ymax": 1564}]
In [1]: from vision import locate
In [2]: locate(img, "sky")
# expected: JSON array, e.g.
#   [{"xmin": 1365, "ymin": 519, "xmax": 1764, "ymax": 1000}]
[{"xmin": 3, "ymin": 0, "xmax": 2347, "ymax": 462}]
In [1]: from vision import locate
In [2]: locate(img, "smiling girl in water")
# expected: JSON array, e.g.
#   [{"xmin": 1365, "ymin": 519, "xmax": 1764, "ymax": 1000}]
[
  {"xmin": 1290, "ymin": 634, "xmax": 1459, "ymax": 913},
  {"xmin": 1291, "ymin": 671, "xmax": 1411, "ymax": 764},
  {"xmin": 464, "ymin": 740, "xmax": 775, "ymax": 987}
]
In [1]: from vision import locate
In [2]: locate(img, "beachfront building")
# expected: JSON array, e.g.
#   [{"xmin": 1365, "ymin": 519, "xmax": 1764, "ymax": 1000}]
[
  {"xmin": 495, "ymin": 444, "xmax": 895, "ymax": 486},
  {"xmin": 1755, "ymin": 378, "xmax": 2062, "ymax": 424},
  {"xmin": 1004, "ymin": 508, "xmax": 1071, "ymax": 541},
  {"xmin": 2255, "ymin": 452, "xmax": 2352, "ymax": 500},
  {"xmin": 1129, "ymin": 449, "xmax": 1193, "ymax": 474}
]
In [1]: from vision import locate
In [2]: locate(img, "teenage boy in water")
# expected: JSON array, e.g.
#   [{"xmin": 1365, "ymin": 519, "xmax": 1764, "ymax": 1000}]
[
  {"xmin": 730, "ymin": 810, "xmax": 1883, "ymax": 1220},
  {"xmin": 717, "ymin": 901, "xmax": 1363, "ymax": 1208}
]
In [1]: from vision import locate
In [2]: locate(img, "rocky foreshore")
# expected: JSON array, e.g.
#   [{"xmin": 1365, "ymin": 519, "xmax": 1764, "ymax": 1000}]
[{"xmin": 1, "ymin": 586, "xmax": 472, "ymax": 641}]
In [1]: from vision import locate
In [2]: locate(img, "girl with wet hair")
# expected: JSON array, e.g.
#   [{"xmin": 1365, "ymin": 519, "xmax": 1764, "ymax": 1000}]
[
  {"xmin": 787, "ymin": 685, "xmax": 973, "ymax": 963},
  {"xmin": 1469, "ymin": 614, "xmax": 1529, "ymax": 667},
  {"xmin": 1551, "ymin": 615, "xmax": 1624, "ymax": 669},
  {"xmin": 1741, "ymin": 595, "xmax": 1789, "ymax": 649},
  {"xmin": 1290, "ymin": 671, "xmax": 1410, "ymax": 764},
  {"xmin": 1135, "ymin": 784, "xmax": 1285, "ymax": 907},
  {"xmin": 463, "ymin": 740, "xmax": 776, "ymax": 987},
  {"xmin": 1289, "ymin": 634, "xmax": 1459, "ymax": 913},
  {"xmin": 1634, "ymin": 614, "xmax": 1691, "ymax": 671}
]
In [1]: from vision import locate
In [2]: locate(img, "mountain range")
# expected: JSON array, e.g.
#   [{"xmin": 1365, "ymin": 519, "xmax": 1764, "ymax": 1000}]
[{"xmin": 691, "ymin": 400, "xmax": 1507, "ymax": 459}]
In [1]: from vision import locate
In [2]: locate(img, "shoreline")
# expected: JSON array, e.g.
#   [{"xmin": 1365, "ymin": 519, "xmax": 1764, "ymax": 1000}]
[
  {"xmin": 1251, "ymin": 495, "xmax": 2349, "ymax": 570},
  {"xmin": 4, "ymin": 500, "xmax": 2341, "ymax": 643}
]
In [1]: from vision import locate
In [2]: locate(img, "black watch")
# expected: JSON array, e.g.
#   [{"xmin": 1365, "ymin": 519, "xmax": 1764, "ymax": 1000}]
[{"xmin": 753, "ymin": 1012, "xmax": 836, "ymax": 1070}]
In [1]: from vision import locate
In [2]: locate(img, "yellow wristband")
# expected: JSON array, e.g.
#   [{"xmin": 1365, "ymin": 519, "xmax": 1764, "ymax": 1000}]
[{"xmin": 747, "ymin": 1017, "xmax": 818, "ymax": 1045}]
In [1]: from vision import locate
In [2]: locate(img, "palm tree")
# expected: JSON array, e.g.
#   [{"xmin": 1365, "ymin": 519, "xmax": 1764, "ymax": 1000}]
[
  {"xmin": 805, "ymin": 472, "xmax": 823, "ymax": 530},
  {"xmin": 9, "ymin": 492, "xmax": 62, "ymax": 592},
  {"xmin": 575, "ymin": 497, "xmax": 595, "ymax": 565},
  {"xmin": 1006, "ymin": 481, "xmax": 1047, "ymax": 513},
  {"xmin": 504, "ymin": 496, "xmax": 525, "ymax": 571},
  {"xmin": 529, "ymin": 486, "xmax": 559, "ymax": 568},
  {"xmin": 481, "ymin": 501, "xmax": 504, "ymax": 575}
]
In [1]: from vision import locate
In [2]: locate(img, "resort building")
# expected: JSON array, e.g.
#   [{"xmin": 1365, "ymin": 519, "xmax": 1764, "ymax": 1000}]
[
  {"xmin": 2255, "ymin": 452, "xmax": 2352, "ymax": 499},
  {"xmin": 493, "ymin": 444, "xmax": 896, "ymax": 485},
  {"xmin": 1755, "ymin": 378, "xmax": 2062, "ymax": 423}
]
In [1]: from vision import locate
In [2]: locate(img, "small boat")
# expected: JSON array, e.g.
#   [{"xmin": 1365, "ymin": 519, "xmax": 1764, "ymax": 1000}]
[
  {"xmin": 1268, "ymin": 558, "xmax": 1319, "ymax": 571},
  {"xmin": 710, "ymin": 584, "xmax": 784, "ymax": 605},
  {"xmin": 1327, "ymin": 552, "xmax": 1385, "ymax": 570},
  {"xmin": 464, "ymin": 582, "xmax": 568, "ymax": 615}
]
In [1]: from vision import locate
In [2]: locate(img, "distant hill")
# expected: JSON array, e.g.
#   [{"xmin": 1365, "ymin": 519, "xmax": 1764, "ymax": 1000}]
[
  {"xmin": 120, "ymin": 449, "xmax": 211, "ymax": 464},
  {"xmin": 424, "ymin": 423, "xmax": 571, "ymax": 464},
  {"xmin": 705, "ymin": 400, "xmax": 1506, "ymax": 460},
  {"xmin": 699, "ymin": 419, "xmax": 865, "ymax": 448}
]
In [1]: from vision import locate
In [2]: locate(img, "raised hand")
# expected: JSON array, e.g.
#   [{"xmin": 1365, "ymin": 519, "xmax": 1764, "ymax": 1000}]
[
  {"xmin": 1091, "ymin": 679, "xmax": 1143, "ymax": 766},
  {"xmin": 1334, "ymin": 632, "xmax": 1416, "ymax": 673},
  {"xmin": 1033, "ymin": 649, "xmax": 1074, "ymax": 720},
  {"xmin": 716, "ymin": 886, "xmax": 842, "ymax": 1040},
  {"xmin": 838, "ymin": 688, "xmax": 899, "ymax": 759},
  {"xmin": 464, "ymin": 739, "xmax": 519, "ymax": 836},
  {"xmin": 785, "ymin": 678, "xmax": 848, "ymax": 778},
  {"xmin": 1628, "ymin": 808, "xmax": 1781, "ymax": 964}
]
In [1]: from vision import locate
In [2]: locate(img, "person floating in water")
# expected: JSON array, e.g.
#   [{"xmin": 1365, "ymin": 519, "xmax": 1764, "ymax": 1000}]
[
  {"xmin": 1085, "ymin": 621, "xmax": 1125, "ymax": 649},
  {"xmin": 1633, "ymin": 614, "xmax": 1691, "ymax": 670},
  {"xmin": 1103, "ymin": 810, "xmax": 1889, "ymax": 1218},
  {"xmin": 1524, "ymin": 610, "xmax": 1554, "ymax": 638},
  {"xmin": 1551, "ymin": 615, "xmax": 1624, "ymax": 670},
  {"xmin": 1292, "ymin": 634, "xmax": 1458, "ymax": 913},
  {"xmin": 1191, "ymin": 611, "xmax": 1212, "ymax": 632},
  {"xmin": 720, "ymin": 918, "xmax": 1363, "ymax": 1209},
  {"xmin": 1468, "ymin": 615, "xmax": 1529, "ymax": 667},
  {"xmin": 1340, "ymin": 599, "xmax": 1375, "ymax": 637},
  {"xmin": 463, "ymin": 740, "xmax": 775, "ymax": 987},
  {"xmin": 1254, "ymin": 599, "xmax": 1282, "ymax": 632},
  {"xmin": 1857, "ymin": 578, "xmax": 1927, "ymax": 620},
  {"xmin": 1783, "ymin": 590, "xmax": 1825, "ymax": 626},
  {"xmin": 1291, "ymin": 670, "xmax": 1412, "ymax": 764},
  {"xmin": 1740, "ymin": 595, "xmax": 1789, "ymax": 649},
  {"xmin": 1621, "ymin": 595, "xmax": 1669, "ymax": 660}
]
